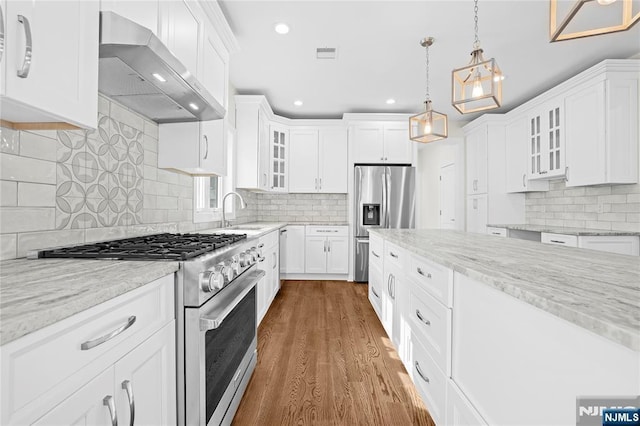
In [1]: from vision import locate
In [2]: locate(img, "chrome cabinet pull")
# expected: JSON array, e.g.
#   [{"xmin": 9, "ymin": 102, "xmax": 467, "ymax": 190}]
[
  {"xmin": 390, "ymin": 251, "xmax": 398, "ymax": 259},
  {"xmin": 387, "ymin": 274, "xmax": 392, "ymax": 297},
  {"xmin": 121, "ymin": 380, "xmax": 135, "ymax": 426},
  {"xmin": 565, "ymin": 166, "xmax": 569, "ymax": 182},
  {"xmin": 81, "ymin": 316, "xmax": 136, "ymax": 350},
  {"xmin": 257, "ymin": 243, "xmax": 264, "ymax": 248},
  {"xmin": 327, "ymin": 240, "xmax": 331, "ymax": 252},
  {"xmin": 416, "ymin": 267, "xmax": 431, "ymax": 278},
  {"xmin": 371, "ymin": 287, "xmax": 380, "ymax": 298},
  {"xmin": 103, "ymin": 395, "xmax": 118, "ymax": 426},
  {"xmin": 414, "ymin": 361, "xmax": 430, "ymax": 383},
  {"xmin": 0, "ymin": 4, "xmax": 5, "ymax": 63},
  {"xmin": 272, "ymin": 252, "xmax": 276, "ymax": 269},
  {"xmin": 203, "ymin": 135, "xmax": 209, "ymax": 160},
  {"xmin": 280, "ymin": 229, "xmax": 287, "ymax": 234},
  {"xmin": 416, "ymin": 309, "xmax": 431, "ymax": 326},
  {"xmin": 17, "ymin": 15, "xmax": 32, "ymax": 78},
  {"xmin": 372, "ymin": 250, "xmax": 380, "ymax": 258},
  {"xmin": 522, "ymin": 173, "xmax": 526, "ymax": 188},
  {"xmin": 319, "ymin": 177, "xmax": 322, "ymax": 190},
  {"xmin": 550, "ymin": 239, "xmax": 565, "ymax": 244}
]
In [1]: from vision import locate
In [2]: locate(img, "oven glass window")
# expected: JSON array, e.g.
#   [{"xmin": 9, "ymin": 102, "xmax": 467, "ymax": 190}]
[{"xmin": 205, "ymin": 287, "xmax": 256, "ymax": 421}]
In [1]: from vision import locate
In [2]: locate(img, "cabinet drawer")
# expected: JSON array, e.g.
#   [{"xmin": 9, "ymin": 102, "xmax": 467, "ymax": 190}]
[
  {"xmin": 305, "ymin": 225, "xmax": 348, "ymax": 236},
  {"xmin": 411, "ymin": 335, "xmax": 448, "ymax": 426},
  {"xmin": 408, "ymin": 254, "xmax": 453, "ymax": 308},
  {"xmin": 384, "ymin": 241, "xmax": 404, "ymax": 269},
  {"xmin": 409, "ymin": 280, "xmax": 451, "ymax": 375},
  {"xmin": 258, "ymin": 230, "xmax": 279, "ymax": 249},
  {"xmin": 541, "ymin": 233, "xmax": 578, "ymax": 247},
  {"xmin": 486, "ymin": 227, "xmax": 507, "ymax": 237},
  {"xmin": 369, "ymin": 262, "xmax": 383, "ymax": 318},
  {"xmin": 1, "ymin": 275, "xmax": 174, "ymax": 420},
  {"xmin": 369, "ymin": 235, "xmax": 383, "ymax": 270}
]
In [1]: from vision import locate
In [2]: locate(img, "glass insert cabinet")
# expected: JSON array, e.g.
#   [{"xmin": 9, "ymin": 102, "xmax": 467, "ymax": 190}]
[
  {"xmin": 270, "ymin": 126, "xmax": 288, "ymax": 192},
  {"xmin": 529, "ymin": 100, "xmax": 565, "ymax": 180}
]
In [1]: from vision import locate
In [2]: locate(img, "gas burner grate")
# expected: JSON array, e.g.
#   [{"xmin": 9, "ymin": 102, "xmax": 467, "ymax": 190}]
[{"xmin": 37, "ymin": 233, "xmax": 248, "ymax": 261}]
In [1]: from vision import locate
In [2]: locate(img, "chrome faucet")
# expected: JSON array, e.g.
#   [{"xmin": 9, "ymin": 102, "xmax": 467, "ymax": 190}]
[{"xmin": 222, "ymin": 191, "xmax": 247, "ymax": 228}]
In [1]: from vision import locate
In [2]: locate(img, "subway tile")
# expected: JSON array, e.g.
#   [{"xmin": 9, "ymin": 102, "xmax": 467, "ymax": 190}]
[
  {"xmin": 611, "ymin": 184, "xmax": 638, "ymax": 195},
  {"xmin": 156, "ymin": 195, "xmax": 179, "ymax": 210},
  {"xmin": 110, "ymin": 101, "xmax": 145, "ymax": 131},
  {"xmin": 563, "ymin": 187, "xmax": 585, "ymax": 197},
  {"xmin": 144, "ymin": 120, "xmax": 159, "ymax": 140},
  {"xmin": 626, "ymin": 213, "xmax": 640, "ymax": 223},
  {"xmin": 98, "ymin": 95, "xmax": 110, "ymax": 115},
  {"xmin": 1, "ymin": 181, "xmax": 17, "ymax": 206},
  {"xmin": 628, "ymin": 193, "xmax": 640, "ymax": 203},
  {"xmin": 609, "ymin": 222, "xmax": 640, "ymax": 232},
  {"xmin": 20, "ymin": 131, "xmax": 57, "ymax": 161},
  {"xmin": 157, "ymin": 169, "xmax": 180, "ymax": 185},
  {"xmin": 17, "ymin": 229, "xmax": 85, "ymax": 257},
  {"xmin": 585, "ymin": 186, "xmax": 612, "ymax": 196},
  {"xmin": 0, "ymin": 233, "xmax": 17, "ymax": 260},
  {"xmin": 17, "ymin": 183, "xmax": 56, "ymax": 207},
  {"xmin": 143, "ymin": 134, "xmax": 158, "ymax": 153},
  {"xmin": 0, "ymin": 153, "xmax": 56, "ymax": 184},
  {"xmin": 610, "ymin": 203, "xmax": 640, "ymax": 213},
  {"xmin": 597, "ymin": 213, "xmax": 627, "ymax": 222},
  {"xmin": 0, "ymin": 126, "xmax": 20, "ymax": 154},
  {"xmin": 597, "ymin": 194, "xmax": 626, "ymax": 204},
  {"xmin": 85, "ymin": 226, "xmax": 128, "ymax": 243},
  {"xmin": 144, "ymin": 150, "xmax": 158, "ymax": 167},
  {"xmin": 584, "ymin": 221, "xmax": 612, "ymax": 230},
  {"xmin": 0, "ymin": 207, "xmax": 55, "ymax": 233}
]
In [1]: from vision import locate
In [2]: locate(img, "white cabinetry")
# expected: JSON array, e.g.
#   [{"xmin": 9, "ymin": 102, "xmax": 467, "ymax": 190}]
[
  {"xmin": 542, "ymin": 232, "xmax": 640, "ymax": 256},
  {"xmin": 368, "ymin": 234, "xmax": 384, "ymax": 317},
  {"xmin": 466, "ymin": 194, "xmax": 487, "ymax": 234},
  {"xmin": 505, "ymin": 117, "xmax": 549, "ymax": 193},
  {"xmin": 564, "ymin": 74, "xmax": 638, "ymax": 187},
  {"xmin": 304, "ymin": 226, "xmax": 348, "ymax": 274},
  {"xmin": 528, "ymin": 99, "xmax": 565, "ymax": 180},
  {"xmin": 289, "ymin": 128, "xmax": 348, "ymax": 193},
  {"xmin": 270, "ymin": 125, "xmax": 288, "ymax": 192},
  {"xmin": 257, "ymin": 230, "xmax": 280, "ymax": 324},
  {"xmin": 446, "ymin": 380, "xmax": 487, "ymax": 426},
  {"xmin": 236, "ymin": 97, "xmax": 271, "ymax": 191},
  {"xmin": 280, "ymin": 225, "xmax": 305, "ymax": 274},
  {"xmin": 161, "ymin": 0, "xmax": 200, "ymax": 76},
  {"xmin": 0, "ymin": 0, "xmax": 98, "ymax": 129},
  {"xmin": 465, "ymin": 126, "xmax": 488, "ymax": 195},
  {"xmin": 1, "ymin": 275, "xmax": 176, "ymax": 426},
  {"xmin": 352, "ymin": 122, "xmax": 413, "ymax": 164},
  {"xmin": 100, "ymin": 0, "xmax": 160, "ymax": 36}
]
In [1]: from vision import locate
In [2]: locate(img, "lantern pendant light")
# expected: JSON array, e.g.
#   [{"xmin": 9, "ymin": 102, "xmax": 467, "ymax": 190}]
[
  {"xmin": 410, "ymin": 37, "xmax": 448, "ymax": 143},
  {"xmin": 451, "ymin": 0, "xmax": 503, "ymax": 114}
]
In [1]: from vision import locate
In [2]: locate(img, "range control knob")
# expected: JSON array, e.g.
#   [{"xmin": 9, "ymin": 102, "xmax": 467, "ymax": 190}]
[
  {"xmin": 225, "ymin": 261, "xmax": 237, "ymax": 281},
  {"xmin": 249, "ymin": 247, "xmax": 258, "ymax": 263},
  {"xmin": 200, "ymin": 266, "xmax": 226, "ymax": 292},
  {"xmin": 231, "ymin": 256, "xmax": 241, "ymax": 274},
  {"xmin": 238, "ymin": 251, "xmax": 250, "ymax": 267}
]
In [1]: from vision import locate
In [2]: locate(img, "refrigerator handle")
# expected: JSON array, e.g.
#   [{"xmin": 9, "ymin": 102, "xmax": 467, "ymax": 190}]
[
  {"xmin": 381, "ymin": 169, "xmax": 387, "ymax": 229},
  {"xmin": 385, "ymin": 167, "xmax": 391, "ymax": 228}
]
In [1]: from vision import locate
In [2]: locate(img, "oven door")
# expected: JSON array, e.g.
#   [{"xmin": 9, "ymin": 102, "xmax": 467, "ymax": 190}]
[{"xmin": 184, "ymin": 266, "xmax": 265, "ymax": 426}]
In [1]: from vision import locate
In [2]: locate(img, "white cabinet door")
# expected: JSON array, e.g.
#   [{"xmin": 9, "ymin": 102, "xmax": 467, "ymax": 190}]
[
  {"xmin": 100, "ymin": 0, "xmax": 160, "ymax": 35},
  {"xmin": 163, "ymin": 0, "xmax": 200, "ymax": 78},
  {"xmin": 505, "ymin": 118, "xmax": 549, "ymax": 193},
  {"xmin": 528, "ymin": 100, "xmax": 565, "ymax": 180},
  {"xmin": 270, "ymin": 125, "xmax": 288, "ymax": 192},
  {"xmin": 282, "ymin": 225, "xmax": 305, "ymax": 274},
  {"xmin": 33, "ymin": 368, "xmax": 114, "ymax": 426},
  {"xmin": 353, "ymin": 125, "xmax": 384, "ymax": 163},
  {"xmin": 200, "ymin": 26, "xmax": 228, "ymax": 109},
  {"xmin": 326, "ymin": 236, "xmax": 348, "ymax": 274},
  {"xmin": 381, "ymin": 267, "xmax": 395, "ymax": 340},
  {"xmin": 383, "ymin": 123, "xmax": 412, "ymax": 164},
  {"xmin": 270, "ymin": 243, "xmax": 280, "ymax": 297},
  {"xmin": 466, "ymin": 194, "xmax": 487, "ymax": 234},
  {"xmin": 446, "ymin": 380, "xmax": 488, "ymax": 426},
  {"xmin": 289, "ymin": 129, "xmax": 319, "ymax": 193},
  {"xmin": 1, "ymin": 0, "xmax": 98, "ymax": 128},
  {"xmin": 369, "ymin": 260, "xmax": 383, "ymax": 318},
  {"xmin": 114, "ymin": 322, "xmax": 176, "ymax": 426},
  {"xmin": 319, "ymin": 129, "xmax": 348, "ymax": 193},
  {"xmin": 279, "ymin": 228, "xmax": 287, "ymax": 273},
  {"xmin": 258, "ymin": 111, "xmax": 270, "ymax": 191},
  {"xmin": 256, "ymin": 272, "xmax": 268, "ymax": 323},
  {"xmin": 200, "ymin": 120, "xmax": 226, "ymax": 176},
  {"xmin": 466, "ymin": 127, "xmax": 488, "ymax": 195},
  {"xmin": 305, "ymin": 236, "xmax": 327, "ymax": 274}
]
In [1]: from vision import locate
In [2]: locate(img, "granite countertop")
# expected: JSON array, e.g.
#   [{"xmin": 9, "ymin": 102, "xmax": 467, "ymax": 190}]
[
  {"xmin": 0, "ymin": 259, "xmax": 179, "ymax": 346},
  {"xmin": 488, "ymin": 223, "xmax": 640, "ymax": 236},
  {"xmin": 370, "ymin": 229, "xmax": 640, "ymax": 351}
]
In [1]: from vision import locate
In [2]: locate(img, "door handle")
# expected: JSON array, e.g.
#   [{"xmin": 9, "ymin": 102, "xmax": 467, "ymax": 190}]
[
  {"xmin": 121, "ymin": 380, "xmax": 135, "ymax": 426},
  {"xmin": 414, "ymin": 361, "xmax": 430, "ymax": 383},
  {"xmin": 0, "ymin": 4, "xmax": 5, "ymax": 63},
  {"xmin": 564, "ymin": 166, "xmax": 569, "ymax": 182},
  {"xmin": 372, "ymin": 250, "xmax": 380, "ymax": 258},
  {"xmin": 203, "ymin": 135, "xmax": 209, "ymax": 160},
  {"xmin": 416, "ymin": 267, "xmax": 431, "ymax": 278},
  {"xmin": 327, "ymin": 240, "xmax": 331, "ymax": 252},
  {"xmin": 522, "ymin": 173, "xmax": 526, "ymax": 188},
  {"xmin": 371, "ymin": 287, "xmax": 380, "ymax": 299},
  {"xmin": 81, "ymin": 316, "xmax": 136, "ymax": 350},
  {"xmin": 319, "ymin": 177, "xmax": 322, "ymax": 190},
  {"xmin": 17, "ymin": 15, "xmax": 32, "ymax": 78},
  {"xmin": 416, "ymin": 309, "xmax": 431, "ymax": 326},
  {"xmin": 103, "ymin": 395, "xmax": 118, "ymax": 426}
]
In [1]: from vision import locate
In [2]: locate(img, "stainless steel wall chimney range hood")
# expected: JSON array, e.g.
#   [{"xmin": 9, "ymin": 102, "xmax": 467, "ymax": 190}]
[{"xmin": 98, "ymin": 11, "xmax": 225, "ymax": 123}]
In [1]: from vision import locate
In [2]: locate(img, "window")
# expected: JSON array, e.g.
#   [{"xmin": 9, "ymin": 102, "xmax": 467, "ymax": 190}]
[{"xmin": 193, "ymin": 125, "xmax": 236, "ymax": 223}]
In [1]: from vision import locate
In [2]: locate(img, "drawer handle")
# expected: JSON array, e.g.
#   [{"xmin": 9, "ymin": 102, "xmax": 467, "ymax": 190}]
[
  {"xmin": 414, "ymin": 361, "xmax": 430, "ymax": 383},
  {"xmin": 81, "ymin": 316, "xmax": 136, "ymax": 350},
  {"xmin": 372, "ymin": 250, "xmax": 380, "ymax": 258},
  {"xmin": 280, "ymin": 229, "xmax": 287, "ymax": 234},
  {"xmin": 416, "ymin": 309, "xmax": 431, "ymax": 326},
  {"xmin": 122, "ymin": 380, "xmax": 135, "ymax": 426},
  {"xmin": 17, "ymin": 15, "xmax": 32, "ymax": 78},
  {"xmin": 550, "ymin": 240, "xmax": 565, "ymax": 244},
  {"xmin": 491, "ymin": 232, "xmax": 501, "ymax": 235},
  {"xmin": 371, "ymin": 287, "xmax": 380, "ymax": 299},
  {"xmin": 416, "ymin": 267, "xmax": 431, "ymax": 278},
  {"xmin": 258, "ymin": 243, "xmax": 264, "ymax": 248},
  {"xmin": 390, "ymin": 251, "xmax": 398, "ymax": 259},
  {"xmin": 103, "ymin": 395, "xmax": 118, "ymax": 426}
]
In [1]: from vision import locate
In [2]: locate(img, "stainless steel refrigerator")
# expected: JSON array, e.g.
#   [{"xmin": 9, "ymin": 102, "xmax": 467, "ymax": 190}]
[{"xmin": 354, "ymin": 165, "xmax": 415, "ymax": 282}]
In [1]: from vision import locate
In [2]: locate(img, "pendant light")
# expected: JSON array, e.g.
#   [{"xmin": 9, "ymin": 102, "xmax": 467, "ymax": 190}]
[
  {"xmin": 452, "ymin": 0, "xmax": 503, "ymax": 114},
  {"xmin": 410, "ymin": 37, "xmax": 448, "ymax": 143}
]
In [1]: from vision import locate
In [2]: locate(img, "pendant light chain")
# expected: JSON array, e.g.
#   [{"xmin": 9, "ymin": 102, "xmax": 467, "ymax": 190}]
[
  {"xmin": 425, "ymin": 43, "xmax": 430, "ymax": 102},
  {"xmin": 473, "ymin": 0, "xmax": 480, "ymax": 49}
]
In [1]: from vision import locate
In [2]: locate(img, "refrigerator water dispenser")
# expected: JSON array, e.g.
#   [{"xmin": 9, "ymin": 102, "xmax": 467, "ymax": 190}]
[{"xmin": 362, "ymin": 204, "xmax": 380, "ymax": 226}]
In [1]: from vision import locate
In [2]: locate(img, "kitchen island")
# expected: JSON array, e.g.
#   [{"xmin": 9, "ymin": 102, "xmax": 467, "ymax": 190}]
[{"xmin": 369, "ymin": 228, "xmax": 639, "ymax": 425}]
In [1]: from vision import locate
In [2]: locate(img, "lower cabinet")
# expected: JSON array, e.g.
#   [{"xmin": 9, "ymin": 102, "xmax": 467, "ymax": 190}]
[
  {"xmin": 280, "ymin": 225, "xmax": 305, "ymax": 274},
  {"xmin": 304, "ymin": 226, "xmax": 348, "ymax": 274},
  {"xmin": 446, "ymin": 380, "xmax": 487, "ymax": 426},
  {"xmin": 466, "ymin": 194, "xmax": 487, "ymax": 234},
  {"xmin": 1, "ymin": 274, "xmax": 176, "ymax": 425},
  {"xmin": 257, "ymin": 230, "xmax": 280, "ymax": 324},
  {"xmin": 410, "ymin": 335, "xmax": 447, "ymax": 426}
]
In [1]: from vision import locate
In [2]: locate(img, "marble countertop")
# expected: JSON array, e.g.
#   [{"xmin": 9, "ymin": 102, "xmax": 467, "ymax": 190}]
[
  {"xmin": 488, "ymin": 223, "xmax": 640, "ymax": 236},
  {"xmin": 370, "ymin": 229, "xmax": 640, "ymax": 351},
  {"xmin": 0, "ymin": 259, "xmax": 179, "ymax": 346}
]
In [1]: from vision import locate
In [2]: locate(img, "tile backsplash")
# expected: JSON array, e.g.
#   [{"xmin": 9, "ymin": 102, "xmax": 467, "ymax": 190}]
[
  {"xmin": 254, "ymin": 193, "xmax": 347, "ymax": 223},
  {"xmin": 0, "ymin": 95, "xmax": 257, "ymax": 260},
  {"xmin": 525, "ymin": 180, "xmax": 640, "ymax": 232}
]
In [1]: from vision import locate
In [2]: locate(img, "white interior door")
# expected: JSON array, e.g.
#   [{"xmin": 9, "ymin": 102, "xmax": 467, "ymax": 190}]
[{"xmin": 439, "ymin": 163, "xmax": 456, "ymax": 229}]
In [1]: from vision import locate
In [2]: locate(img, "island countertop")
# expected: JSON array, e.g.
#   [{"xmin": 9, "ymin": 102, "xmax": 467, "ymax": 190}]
[
  {"xmin": 487, "ymin": 223, "xmax": 640, "ymax": 236},
  {"xmin": 369, "ymin": 229, "xmax": 640, "ymax": 351}
]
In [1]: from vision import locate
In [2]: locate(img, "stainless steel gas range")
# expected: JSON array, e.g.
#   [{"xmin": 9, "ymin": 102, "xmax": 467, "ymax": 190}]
[{"xmin": 33, "ymin": 232, "xmax": 265, "ymax": 426}]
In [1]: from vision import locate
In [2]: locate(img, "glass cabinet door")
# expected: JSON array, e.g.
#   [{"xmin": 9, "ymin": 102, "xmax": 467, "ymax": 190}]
[{"xmin": 270, "ymin": 127, "xmax": 287, "ymax": 191}]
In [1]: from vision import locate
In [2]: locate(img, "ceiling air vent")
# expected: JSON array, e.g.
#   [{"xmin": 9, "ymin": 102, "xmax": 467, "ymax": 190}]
[{"xmin": 316, "ymin": 47, "xmax": 337, "ymax": 60}]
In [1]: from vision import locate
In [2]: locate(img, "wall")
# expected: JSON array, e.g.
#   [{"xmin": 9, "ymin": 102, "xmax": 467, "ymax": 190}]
[
  {"xmin": 525, "ymin": 180, "xmax": 640, "ymax": 232},
  {"xmin": 254, "ymin": 193, "xmax": 347, "ymax": 223},
  {"xmin": 0, "ymin": 95, "xmax": 257, "ymax": 260}
]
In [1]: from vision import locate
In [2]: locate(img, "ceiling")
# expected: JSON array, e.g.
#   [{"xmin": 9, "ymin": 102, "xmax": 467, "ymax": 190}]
[{"xmin": 219, "ymin": 0, "xmax": 640, "ymax": 122}]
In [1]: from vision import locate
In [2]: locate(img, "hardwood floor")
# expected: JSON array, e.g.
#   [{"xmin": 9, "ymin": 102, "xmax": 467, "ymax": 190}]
[{"xmin": 232, "ymin": 280, "xmax": 435, "ymax": 426}]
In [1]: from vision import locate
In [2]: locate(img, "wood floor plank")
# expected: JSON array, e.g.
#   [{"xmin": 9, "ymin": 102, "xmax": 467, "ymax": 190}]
[{"xmin": 232, "ymin": 280, "xmax": 435, "ymax": 426}]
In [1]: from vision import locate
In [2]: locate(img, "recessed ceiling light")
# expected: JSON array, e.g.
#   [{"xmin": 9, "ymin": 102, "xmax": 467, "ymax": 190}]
[
  {"xmin": 189, "ymin": 103, "xmax": 199, "ymax": 111},
  {"xmin": 294, "ymin": 100, "xmax": 303, "ymax": 106},
  {"xmin": 152, "ymin": 73, "xmax": 166, "ymax": 83},
  {"xmin": 274, "ymin": 23, "xmax": 290, "ymax": 34},
  {"xmin": 386, "ymin": 99, "xmax": 396, "ymax": 105}
]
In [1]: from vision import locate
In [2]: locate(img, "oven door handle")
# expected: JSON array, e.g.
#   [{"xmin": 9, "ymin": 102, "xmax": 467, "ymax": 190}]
[{"xmin": 199, "ymin": 268, "xmax": 265, "ymax": 331}]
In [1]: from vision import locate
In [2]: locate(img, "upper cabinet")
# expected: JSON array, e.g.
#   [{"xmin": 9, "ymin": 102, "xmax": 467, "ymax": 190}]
[
  {"xmin": 100, "ymin": 0, "xmax": 160, "ymax": 35},
  {"xmin": 289, "ymin": 128, "xmax": 348, "ymax": 193},
  {"xmin": 0, "ymin": 0, "xmax": 99, "ymax": 129},
  {"xmin": 564, "ymin": 73, "xmax": 638, "ymax": 187},
  {"xmin": 236, "ymin": 97, "xmax": 271, "ymax": 191},
  {"xmin": 270, "ymin": 125, "xmax": 288, "ymax": 192},
  {"xmin": 161, "ymin": 1, "xmax": 200, "ymax": 79},
  {"xmin": 527, "ymin": 99, "xmax": 565, "ymax": 180},
  {"xmin": 504, "ymin": 117, "xmax": 549, "ymax": 193},
  {"xmin": 465, "ymin": 125, "xmax": 488, "ymax": 195},
  {"xmin": 351, "ymin": 122, "xmax": 413, "ymax": 164}
]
